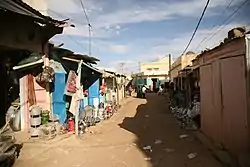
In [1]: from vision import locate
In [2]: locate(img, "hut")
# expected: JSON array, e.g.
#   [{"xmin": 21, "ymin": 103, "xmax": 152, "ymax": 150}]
[{"xmin": 0, "ymin": 0, "xmax": 66, "ymax": 129}]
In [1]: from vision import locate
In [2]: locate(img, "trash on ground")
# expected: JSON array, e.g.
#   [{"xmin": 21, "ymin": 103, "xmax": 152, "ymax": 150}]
[
  {"xmin": 164, "ymin": 148, "xmax": 175, "ymax": 153},
  {"xmin": 179, "ymin": 134, "xmax": 189, "ymax": 139},
  {"xmin": 187, "ymin": 153, "xmax": 197, "ymax": 159},
  {"xmin": 143, "ymin": 145, "xmax": 152, "ymax": 152},
  {"xmin": 154, "ymin": 140, "xmax": 162, "ymax": 145},
  {"xmin": 144, "ymin": 157, "xmax": 151, "ymax": 161}
]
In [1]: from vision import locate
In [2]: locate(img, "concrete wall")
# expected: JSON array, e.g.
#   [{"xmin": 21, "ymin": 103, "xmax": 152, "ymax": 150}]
[
  {"xmin": 140, "ymin": 56, "xmax": 171, "ymax": 75},
  {"xmin": 170, "ymin": 53, "xmax": 197, "ymax": 81},
  {"xmin": 181, "ymin": 53, "xmax": 197, "ymax": 69}
]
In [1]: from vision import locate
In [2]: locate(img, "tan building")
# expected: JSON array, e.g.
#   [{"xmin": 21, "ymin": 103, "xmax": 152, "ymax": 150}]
[
  {"xmin": 170, "ymin": 51, "xmax": 197, "ymax": 81},
  {"xmin": 140, "ymin": 56, "xmax": 172, "ymax": 80},
  {"xmin": 135, "ymin": 56, "xmax": 172, "ymax": 91}
]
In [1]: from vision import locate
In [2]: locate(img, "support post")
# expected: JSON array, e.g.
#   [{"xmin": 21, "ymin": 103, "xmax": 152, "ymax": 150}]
[
  {"xmin": 75, "ymin": 60, "xmax": 83, "ymax": 136},
  {"xmin": 169, "ymin": 54, "xmax": 172, "ymax": 81},
  {"xmin": 245, "ymin": 35, "xmax": 250, "ymax": 142}
]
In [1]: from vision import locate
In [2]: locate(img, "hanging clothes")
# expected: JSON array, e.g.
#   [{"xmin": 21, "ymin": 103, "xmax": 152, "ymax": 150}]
[
  {"xmin": 68, "ymin": 62, "xmax": 84, "ymax": 115},
  {"xmin": 69, "ymin": 79, "xmax": 84, "ymax": 115},
  {"xmin": 27, "ymin": 74, "xmax": 36, "ymax": 106},
  {"xmin": 64, "ymin": 70, "xmax": 77, "ymax": 96}
]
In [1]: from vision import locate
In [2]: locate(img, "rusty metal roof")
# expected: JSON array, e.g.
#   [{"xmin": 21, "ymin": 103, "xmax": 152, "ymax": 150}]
[
  {"xmin": 0, "ymin": 0, "xmax": 65, "ymax": 25},
  {"xmin": 50, "ymin": 46, "xmax": 99, "ymax": 64}
]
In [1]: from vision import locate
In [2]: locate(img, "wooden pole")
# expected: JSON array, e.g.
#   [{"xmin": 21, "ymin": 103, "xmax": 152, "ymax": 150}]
[
  {"xmin": 169, "ymin": 54, "xmax": 172, "ymax": 81},
  {"xmin": 75, "ymin": 59, "xmax": 83, "ymax": 136}
]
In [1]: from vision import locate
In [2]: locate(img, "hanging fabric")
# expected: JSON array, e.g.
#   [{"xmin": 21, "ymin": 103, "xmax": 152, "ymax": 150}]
[
  {"xmin": 69, "ymin": 61, "xmax": 84, "ymax": 116},
  {"xmin": 64, "ymin": 70, "xmax": 77, "ymax": 96},
  {"xmin": 69, "ymin": 60, "xmax": 83, "ymax": 136},
  {"xmin": 27, "ymin": 74, "xmax": 36, "ymax": 106}
]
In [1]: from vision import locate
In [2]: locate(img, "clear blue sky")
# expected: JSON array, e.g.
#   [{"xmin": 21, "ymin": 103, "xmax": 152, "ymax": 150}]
[{"xmin": 44, "ymin": 0, "xmax": 249, "ymax": 73}]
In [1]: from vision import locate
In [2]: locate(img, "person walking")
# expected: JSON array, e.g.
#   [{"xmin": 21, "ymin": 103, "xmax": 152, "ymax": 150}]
[
  {"xmin": 129, "ymin": 85, "xmax": 133, "ymax": 96},
  {"xmin": 142, "ymin": 85, "xmax": 147, "ymax": 98}
]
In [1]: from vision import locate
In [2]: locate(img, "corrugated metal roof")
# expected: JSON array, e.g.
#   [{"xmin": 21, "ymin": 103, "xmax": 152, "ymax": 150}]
[
  {"xmin": 0, "ymin": 0, "xmax": 64, "ymax": 25},
  {"xmin": 50, "ymin": 46, "xmax": 99, "ymax": 64},
  {"xmin": 82, "ymin": 61, "xmax": 102, "ymax": 74}
]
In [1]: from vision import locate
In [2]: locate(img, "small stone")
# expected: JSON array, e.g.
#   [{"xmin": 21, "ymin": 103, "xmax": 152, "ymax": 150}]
[
  {"xmin": 144, "ymin": 157, "xmax": 151, "ymax": 161},
  {"xmin": 187, "ymin": 153, "xmax": 197, "ymax": 159},
  {"xmin": 164, "ymin": 148, "xmax": 175, "ymax": 153},
  {"xmin": 154, "ymin": 140, "xmax": 162, "ymax": 145},
  {"xmin": 179, "ymin": 134, "xmax": 189, "ymax": 139},
  {"xmin": 143, "ymin": 145, "xmax": 152, "ymax": 152}
]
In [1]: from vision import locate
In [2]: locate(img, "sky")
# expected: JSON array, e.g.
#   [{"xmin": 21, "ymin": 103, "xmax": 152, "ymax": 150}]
[{"xmin": 38, "ymin": 0, "xmax": 249, "ymax": 73}]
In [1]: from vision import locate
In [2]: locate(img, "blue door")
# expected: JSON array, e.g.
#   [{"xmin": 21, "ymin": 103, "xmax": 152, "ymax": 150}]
[
  {"xmin": 88, "ymin": 79, "xmax": 100, "ymax": 105},
  {"xmin": 52, "ymin": 73, "xmax": 66, "ymax": 123}
]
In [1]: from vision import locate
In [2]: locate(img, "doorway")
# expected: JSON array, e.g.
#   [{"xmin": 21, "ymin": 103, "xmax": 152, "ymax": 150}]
[{"xmin": 151, "ymin": 78, "xmax": 158, "ymax": 92}]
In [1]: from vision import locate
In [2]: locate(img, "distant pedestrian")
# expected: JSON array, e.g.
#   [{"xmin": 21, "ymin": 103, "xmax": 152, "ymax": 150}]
[
  {"xmin": 129, "ymin": 85, "xmax": 133, "ymax": 96},
  {"xmin": 142, "ymin": 85, "xmax": 147, "ymax": 98}
]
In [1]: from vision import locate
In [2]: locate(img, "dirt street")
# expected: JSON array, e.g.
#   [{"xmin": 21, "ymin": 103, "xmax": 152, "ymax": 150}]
[{"xmin": 14, "ymin": 93, "xmax": 223, "ymax": 167}]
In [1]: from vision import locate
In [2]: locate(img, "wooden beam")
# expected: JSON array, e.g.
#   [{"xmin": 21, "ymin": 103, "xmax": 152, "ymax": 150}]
[{"xmin": 62, "ymin": 56, "xmax": 81, "ymax": 63}]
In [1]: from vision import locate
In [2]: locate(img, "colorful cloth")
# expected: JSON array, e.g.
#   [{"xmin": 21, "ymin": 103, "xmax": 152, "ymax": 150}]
[{"xmin": 64, "ymin": 70, "xmax": 77, "ymax": 96}]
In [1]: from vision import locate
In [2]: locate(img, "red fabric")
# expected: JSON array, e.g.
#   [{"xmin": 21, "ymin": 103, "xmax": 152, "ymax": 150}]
[{"xmin": 66, "ymin": 71, "xmax": 77, "ymax": 93}]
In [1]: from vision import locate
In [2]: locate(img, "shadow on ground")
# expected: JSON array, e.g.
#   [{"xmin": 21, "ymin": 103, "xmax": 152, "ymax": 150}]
[{"xmin": 119, "ymin": 93, "xmax": 223, "ymax": 167}]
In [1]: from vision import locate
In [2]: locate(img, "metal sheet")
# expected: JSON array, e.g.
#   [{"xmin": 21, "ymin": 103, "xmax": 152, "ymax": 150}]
[
  {"xmin": 220, "ymin": 56, "xmax": 249, "ymax": 154},
  {"xmin": 200, "ymin": 64, "xmax": 215, "ymax": 140}
]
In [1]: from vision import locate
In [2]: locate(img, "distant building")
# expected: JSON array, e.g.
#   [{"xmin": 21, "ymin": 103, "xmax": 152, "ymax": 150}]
[
  {"xmin": 140, "ymin": 56, "xmax": 171, "ymax": 79},
  {"xmin": 170, "ymin": 51, "xmax": 197, "ymax": 81},
  {"xmin": 132, "ymin": 55, "xmax": 172, "ymax": 91}
]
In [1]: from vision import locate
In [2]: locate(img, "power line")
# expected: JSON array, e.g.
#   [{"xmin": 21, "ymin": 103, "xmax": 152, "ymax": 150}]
[
  {"xmin": 64, "ymin": 33, "xmax": 86, "ymax": 50},
  {"xmin": 195, "ymin": 0, "xmax": 250, "ymax": 51},
  {"xmin": 48, "ymin": 9, "xmax": 86, "ymax": 25},
  {"xmin": 78, "ymin": 0, "xmax": 91, "ymax": 26},
  {"xmin": 181, "ymin": 0, "xmax": 210, "ymax": 55},
  {"xmin": 78, "ymin": 0, "xmax": 92, "ymax": 56},
  {"xmin": 194, "ymin": 0, "xmax": 236, "ymax": 51}
]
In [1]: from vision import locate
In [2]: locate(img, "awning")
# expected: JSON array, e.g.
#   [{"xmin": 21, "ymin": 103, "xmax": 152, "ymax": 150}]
[
  {"xmin": 12, "ymin": 53, "xmax": 43, "ymax": 70},
  {"xmin": 62, "ymin": 56, "xmax": 102, "ymax": 74},
  {"xmin": 51, "ymin": 47, "xmax": 99, "ymax": 64},
  {"xmin": 102, "ymin": 71, "xmax": 115, "ymax": 78}
]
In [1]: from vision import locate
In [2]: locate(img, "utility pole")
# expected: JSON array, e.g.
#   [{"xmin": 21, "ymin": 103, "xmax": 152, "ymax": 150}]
[
  {"xmin": 138, "ymin": 62, "xmax": 141, "ymax": 73},
  {"xmin": 88, "ymin": 24, "xmax": 92, "ymax": 56},
  {"xmin": 119, "ymin": 62, "xmax": 125, "ymax": 74},
  {"xmin": 168, "ymin": 54, "xmax": 172, "ymax": 81}
]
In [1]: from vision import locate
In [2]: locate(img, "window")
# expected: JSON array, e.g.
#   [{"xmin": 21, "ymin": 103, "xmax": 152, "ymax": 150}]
[
  {"xmin": 147, "ymin": 68, "xmax": 152, "ymax": 71},
  {"xmin": 153, "ymin": 68, "xmax": 159, "ymax": 71}
]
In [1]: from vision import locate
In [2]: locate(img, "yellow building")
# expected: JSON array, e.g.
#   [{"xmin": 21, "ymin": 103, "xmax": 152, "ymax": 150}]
[
  {"xmin": 140, "ymin": 56, "xmax": 172, "ymax": 80},
  {"xmin": 170, "ymin": 51, "xmax": 197, "ymax": 81},
  {"xmin": 136, "ymin": 56, "xmax": 172, "ymax": 91}
]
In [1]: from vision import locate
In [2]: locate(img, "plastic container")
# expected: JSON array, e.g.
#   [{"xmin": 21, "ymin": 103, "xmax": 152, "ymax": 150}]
[{"xmin": 41, "ymin": 110, "xmax": 50, "ymax": 125}]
